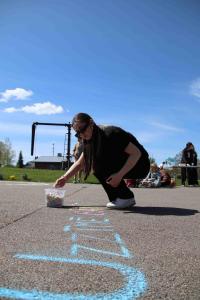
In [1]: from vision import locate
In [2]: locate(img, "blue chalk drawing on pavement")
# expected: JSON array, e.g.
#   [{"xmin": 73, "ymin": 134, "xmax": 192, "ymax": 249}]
[
  {"xmin": 65, "ymin": 217, "xmax": 132, "ymax": 258},
  {"xmin": 77, "ymin": 227, "xmax": 113, "ymax": 231},
  {"xmin": 0, "ymin": 213, "xmax": 148, "ymax": 299},
  {"xmin": 0, "ymin": 254, "xmax": 147, "ymax": 300},
  {"xmin": 75, "ymin": 233, "xmax": 125, "ymax": 244},
  {"xmin": 70, "ymin": 243, "xmax": 131, "ymax": 258},
  {"xmin": 63, "ymin": 225, "xmax": 71, "ymax": 232}
]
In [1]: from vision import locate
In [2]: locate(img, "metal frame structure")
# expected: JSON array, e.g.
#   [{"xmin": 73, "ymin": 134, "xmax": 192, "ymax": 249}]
[{"xmin": 31, "ymin": 122, "xmax": 72, "ymax": 168}]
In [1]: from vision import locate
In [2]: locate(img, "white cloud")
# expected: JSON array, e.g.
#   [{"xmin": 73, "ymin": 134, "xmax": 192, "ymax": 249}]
[
  {"xmin": 190, "ymin": 78, "xmax": 200, "ymax": 98},
  {"xmin": 0, "ymin": 88, "xmax": 33, "ymax": 102},
  {"xmin": 149, "ymin": 121, "xmax": 184, "ymax": 132},
  {"xmin": 22, "ymin": 102, "xmax": 64, "ymax": 115},
  {"xmin": 3, "ymin": 107, "xmax": 19, "ymax": 113},
  {"xmin": 3, "ymin": 101, "xmax": 64, "ymax": 115}
]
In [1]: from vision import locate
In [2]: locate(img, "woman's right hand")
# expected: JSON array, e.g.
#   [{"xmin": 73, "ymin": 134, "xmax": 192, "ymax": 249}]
[{"xmin": 54, "ymin": 176, "xmax": 67, "ymax": 188}]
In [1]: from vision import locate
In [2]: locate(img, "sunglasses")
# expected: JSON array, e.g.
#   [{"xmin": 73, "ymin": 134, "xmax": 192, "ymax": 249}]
[{"xmin": 74, "ymin": 123, "xmax": 89, "ymax": 138}]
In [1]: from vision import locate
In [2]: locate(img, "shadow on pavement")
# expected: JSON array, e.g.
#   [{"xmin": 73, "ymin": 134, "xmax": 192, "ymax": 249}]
[{"xmin": 124, "ymin": 206, "xmax": 199, "ymax": 216}]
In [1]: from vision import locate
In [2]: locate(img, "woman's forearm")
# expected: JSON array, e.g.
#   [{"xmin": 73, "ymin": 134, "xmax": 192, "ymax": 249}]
[
  {"xmin": 118, "ymin": 153, "xmax": 141, "ymax": 178},
  {"xmin": 118, "ymin": 142, "xmax": 141, "ymax": 178}
]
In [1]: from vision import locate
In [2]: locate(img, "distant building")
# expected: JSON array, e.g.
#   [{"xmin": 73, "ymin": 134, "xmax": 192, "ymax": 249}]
[
  {"xmin": 32, "ymin": 155, "xmax": 69, "ymax": 170},
  {"xmin": 24, "ymin": 161, "xmax": 35, "ymax": 168}
]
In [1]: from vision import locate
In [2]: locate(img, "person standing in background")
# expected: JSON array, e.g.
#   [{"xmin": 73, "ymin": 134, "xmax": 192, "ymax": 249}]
[
  {"xmin": 181, "ymin": 142, "xmax": 199, "ymax": 186},
  {"xmin": 72, "ymin": 137, "xmax": 83, "ymax": 183}
]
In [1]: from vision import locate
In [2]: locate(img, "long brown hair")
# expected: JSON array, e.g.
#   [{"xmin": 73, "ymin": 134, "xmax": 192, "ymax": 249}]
[
  {"xmin": 72, "ymin": 113, "xmax": 92, "ymax": 128},
  {"xmin": 72, "ymin": 113, "xmax": 101, "ymax": 179}
]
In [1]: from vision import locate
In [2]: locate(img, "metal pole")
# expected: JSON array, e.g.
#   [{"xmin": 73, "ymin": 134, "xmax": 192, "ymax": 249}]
[
  {"xmin": 52, "ymin": 143, "xmax": 55, "ymax": 156},
  {"xmin": 31, "ymin": 123, "xmax": 36, "ymax": 155}
]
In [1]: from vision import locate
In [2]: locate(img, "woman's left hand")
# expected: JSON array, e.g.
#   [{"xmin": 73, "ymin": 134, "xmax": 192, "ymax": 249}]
[{"xmin": 106, "ymin": 173, "xmax": 123, "ymax": 187}]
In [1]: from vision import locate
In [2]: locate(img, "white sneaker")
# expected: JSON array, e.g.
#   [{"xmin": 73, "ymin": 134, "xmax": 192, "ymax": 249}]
[{"xmin": 106, "ymin": 197, "xmax": 136, "ymax": 209}]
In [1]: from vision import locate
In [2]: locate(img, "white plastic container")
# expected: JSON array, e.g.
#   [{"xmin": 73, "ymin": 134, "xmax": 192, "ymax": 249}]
[{"xmin": 45, "ymin": 188, "xmax": 65, "ymax": 208}]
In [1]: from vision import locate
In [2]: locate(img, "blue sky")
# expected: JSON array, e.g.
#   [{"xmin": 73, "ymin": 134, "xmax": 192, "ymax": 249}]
[{"xmin": 0, "ymin": 0, "xmax": 200, "ymax": 164}]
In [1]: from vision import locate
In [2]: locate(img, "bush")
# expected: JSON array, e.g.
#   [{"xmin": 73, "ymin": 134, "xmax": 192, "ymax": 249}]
[
  {"xmin": 9, "ymin": 175, "xmax": 16, "ymax": 180},
  {"xmin": 0, "ymin": 174, "xmax": 3, "ymax": 180},
  {"xmin": 22, "ymin": 173, "xmax": 31, "ymax": 181}
]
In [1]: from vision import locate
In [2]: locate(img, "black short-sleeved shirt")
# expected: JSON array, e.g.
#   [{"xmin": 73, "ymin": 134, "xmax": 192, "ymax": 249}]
[
  {"xmin": 181, "ymin": 149, "xmax": 197, "ymax": 165},
  {"xmin": 94, "ymin": 126, "xmax": 149, "ymax": 174}
]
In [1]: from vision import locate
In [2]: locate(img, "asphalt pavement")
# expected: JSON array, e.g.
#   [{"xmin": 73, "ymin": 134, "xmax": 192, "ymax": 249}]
[{"xmin": 0, "ymin": 181, "xmax": 200, "ymax": 300}]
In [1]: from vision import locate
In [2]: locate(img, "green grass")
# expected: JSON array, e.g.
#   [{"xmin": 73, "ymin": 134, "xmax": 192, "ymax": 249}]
[
  {"xmin": 0, "ymin": 167, "xmax": 99, "ymax": 184},
  {"xmin": 1, "ymin": 166, "xmax": 198, "ymax": 186}
]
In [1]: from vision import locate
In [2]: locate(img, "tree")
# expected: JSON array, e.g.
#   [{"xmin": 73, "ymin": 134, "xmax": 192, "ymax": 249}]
[
  {"xmin": 174, "ymin": 152, "xmax": 182, "ymax": 165},
  {"xmin": 16, "ymin": 150, "xmax": 24, "ymax": 168},
  {"xmin": 0, "ymin": 138, "xmax": 15, "ymax": 166},
  {"xmin": 165, "ymin": 152, "xmax": 182, "ymax": 166},
  {"xmin": 149, "ymin": 156, "xmax": 156, "ymax": 164},
  {"xmin": 164, "ymin": 157, "xmax": 175, "ymax": 166}
]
